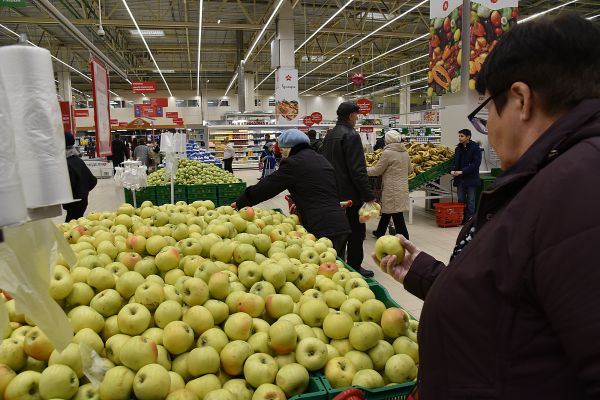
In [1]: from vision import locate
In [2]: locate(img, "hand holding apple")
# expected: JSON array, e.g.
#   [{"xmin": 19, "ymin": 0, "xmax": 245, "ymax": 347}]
[{"xmin": 374, "ymin": 235, "xmax": 421, "ymax": 284}]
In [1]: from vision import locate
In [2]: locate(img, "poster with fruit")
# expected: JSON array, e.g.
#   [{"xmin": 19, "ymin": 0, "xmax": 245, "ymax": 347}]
[
  {"xmin": 275, "ymin": 68, "xmax": 299, "ymax": 125},
  {"xmin": 469, "ymin": 0, "xmax": 518, "ymax": 90},
  {"xmin": 428, "ymin": 0, "xmax": 463, "ymax": 96}
]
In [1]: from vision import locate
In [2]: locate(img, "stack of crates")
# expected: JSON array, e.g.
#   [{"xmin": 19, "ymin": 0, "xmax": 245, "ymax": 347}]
[
  {"xmin": 187, "ymin": 184, "xmax": 218, "ymax": 204},
  {"xmin": 217, "ymin": 181, "xmax": 247, "ymax": 206}
]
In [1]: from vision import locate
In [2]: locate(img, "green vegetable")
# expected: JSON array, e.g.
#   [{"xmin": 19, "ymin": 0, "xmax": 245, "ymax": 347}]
[{"xmin": 477, "ymin": 5, "xmax": 491, "ymax": 19}]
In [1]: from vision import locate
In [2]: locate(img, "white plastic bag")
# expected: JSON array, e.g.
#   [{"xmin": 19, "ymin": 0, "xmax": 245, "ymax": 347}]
[{"xmin": 358, "ymin": 202, "xmax": 382, "ymax": 223}]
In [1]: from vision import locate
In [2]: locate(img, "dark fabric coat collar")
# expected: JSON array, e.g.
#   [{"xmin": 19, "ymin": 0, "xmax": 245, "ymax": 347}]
[
  {"xmin": 335, "ymin": 121, "xmax": 354, "ymax": 129},
  {"xmin": 289, "ymin": 142, "xmax": 312, "ymax": 157}
]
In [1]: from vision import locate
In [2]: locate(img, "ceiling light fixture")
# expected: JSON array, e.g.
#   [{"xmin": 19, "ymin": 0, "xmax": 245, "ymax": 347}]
[
  {"xmin": 196, "ymin": 0, "xmax": 204, "ymax": 97},
  {"xmin": 224, "ymin": 72, "xmax": 239, "ymax": 97},
  {"xmin": 121, "ymin": 0, "xmax": 173, "ymax": 96},
  {"xmin": 299, "ymin": 0, "xmax": 427, "ymax": 80},
  {"xmin": 243, "ymin": 0, "xmax": 286, "ymax": 64},
  {"xmin": 519, "ymin": 0, "xmax": 578, "ymax": 23},
  {"xmin": 294, "ymin": 0, "xmax": 354, "ymax": 53},
  {"xmin": 588, "ymin": 14, "xmax": 599, "ymax": 20},
  {"xmin": 301, "ymin": 35, "xmax": 428, "ymax": 94},
  {"xmin": 217, "ymin": 19, "xmax": 221, "ymax": 24},
  {"xmin": 152, "ymin": 69, "xmax": 175, "ymax": 73},
  {"xmin": 255, "ymin": 68, "xmax": 277, "ymax": 90},
  {"xmin": 129, "ymin": 29, "xmax": 165, "ymax": 37},
  {"xmin": 409, "ymin": 85, "xmax": 428, "ymax": 92},
  {"xmin": 345, "ymin": 68, "xmax": 428, "ymax": 96}
]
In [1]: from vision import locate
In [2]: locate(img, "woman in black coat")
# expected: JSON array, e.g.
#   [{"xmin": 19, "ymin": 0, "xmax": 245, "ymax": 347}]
[
  {"xmin": 63, "ymin": 132, "xmax": 97, "ymax": 221},
  {"xmin": 235, "ymin": 129, "xmax": 350, "ymax": 253}
]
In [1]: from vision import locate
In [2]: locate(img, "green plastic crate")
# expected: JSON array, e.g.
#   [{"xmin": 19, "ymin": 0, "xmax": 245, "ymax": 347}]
[
  {"xmin": 154, "ymin": 185, "xmax": 187, "ymax": 205},
  {"xmin": 320, "ymin": 372, "xmax": 415, "ymax": 400},
  {"xmin": 217, "ymin": 181, "xmax": 247, "ymax": 198},
  {"xmin": 289, "ymin": 373, "xmax": 329, "ymax": 400},
  {"xmin": 187, "ymin": 184, "xmax": 218, "ymax": 203},
  {"xmin": 124, "ymin": 187, "xmax": 156, "ymax": 207},
  {"xmin": 409, "ymin": 158, "xmax": 453, "ymax": 191},
  {"xmin": 217, "ymin": 196, "xmax": 238, "ymax": 207}
]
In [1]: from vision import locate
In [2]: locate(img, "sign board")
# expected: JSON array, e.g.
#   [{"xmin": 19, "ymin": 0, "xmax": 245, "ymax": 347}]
[
  {"xmin": 0, "ymin": 0, "xmax": 27, "ymax": 7},
  {"xmin": 110, "ymin": 119, "xmax": 118, "ymax": 125},
  {"xmin": 90, "ymin": 57, "xmax": 112, "ymax": 156},
  {"xmin": 275, "ymin": 68, "xmax": 299, "ymax": 125},
  {"xmin": 134, "ymin": 104, "xmax": 163, "ymax": 118},
  {"xmin": 430, "ymin": 0, "xmax": 462, "ymax": 18},
  {"xmin": 298, "ymin": 126, "xmax": 309, "ymax": 133},
  {"xmin": 303, "ymin": 116, "xmax": 314, "ymax": 127},
  {"xmin": 359, "ymin": 126, "xmax": 374, "ymax": 133},
  {"xmin": 311, "ymin": 112, "xmax": 323, "ymax": 124},
  {"xmin": 131, "ymin": 81, "xmax": 157, "ymax": 93},
  {"xmin": 151, "ymin": 98, "xmax": 169, "ymax": 107},
  {"xmin": 59, "ymin": 101, "xmax": 74, "ymax": 133},
  {"xmin": 174, "ymin": 118, "xmax": 184, "ymax": 126},
  {"xmin": 166, "ymin": 111, "xmax": 179, "ymax": 119},
  {"xmin": 356, "ymin": 98, "xmax": 373, "ymax": 115},
  {"xmin": 74, "ymin": 109, "xmax": 89, "ymax": 117},
  {"xmin": 474, "ymin": 0, "xmax": 518, "ymax": 9}
]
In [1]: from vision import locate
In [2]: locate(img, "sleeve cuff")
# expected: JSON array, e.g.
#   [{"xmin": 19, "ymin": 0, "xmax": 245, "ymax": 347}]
[{"xmin": 403, "ymin": 252, "xmax": 445, "ymax": 300}]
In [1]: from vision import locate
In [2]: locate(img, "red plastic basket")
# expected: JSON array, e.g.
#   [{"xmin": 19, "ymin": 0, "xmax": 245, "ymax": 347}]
[{"xmin": 433, "ymin": 202, "xmax": 465, "ymax": 227}]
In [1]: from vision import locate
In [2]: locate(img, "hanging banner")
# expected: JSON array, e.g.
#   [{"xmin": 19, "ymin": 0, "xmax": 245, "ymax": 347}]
[
  {"xmin": 59, "ymin": 101, "xmax": 74, "ymax": 133},
  {"xmin": 275, "ymin": 68, "xmax": 299, "ymax": 125},
  {"xmin": 311, "ymin": 112, "xmax": 323, "ymax": 124},
  {"xmin": 151, "ymin": 98, "xmax": 169, "ymax": 107},
  {"xmin": 134, "ymin": 104, "xmax": 163, "ymax": 118},
  {"xmin": 90, "ymin": 57, "xmax": 112, "ymax": 156},
  {"xmin": 469, "ymin": 1, "xmax": 518, "ymax": 90},
  {"xmin": 132, "ymin": 81, "xmax": 157, "ymax": 93},
  {"xmin": 356, "ymin": 98, "xmax": 373, "ymax": 115},
  {"xmin": 74, "ymin": 109, "xmax": 89, "ymax": 117},
  {"xmin": 428, "ymin": 1, "xmax": 462, "ymax": 96},
  {"xmin": 303, "ymin": 116, "xmax": 314, "ymax": 127},
  {"xmin": 166, "ymin": 111, "xmax": 179, "ymax": 119}
]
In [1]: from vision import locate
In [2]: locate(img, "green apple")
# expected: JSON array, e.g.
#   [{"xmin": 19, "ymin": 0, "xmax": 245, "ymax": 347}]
[
  {"xmin": 223, "ymin": 379, "xmax": 254, "ymax": 400},
  {"xmin": 146, "ymin": 236, "xmax": 168, "ymax": 255},
  {"xmin": 208, "ymin": 272, "xmax": 231, "ymax": 300},
  {"xmin": 275, "ymin": 363, "xmax": 309, "ymax": 398},
  {"xmin": 294, "ymin": 324, "xmax": 316, "ymax": 342},
  {"xmin": 299, "ymin": 249, "xmax": 320, "ymax": 264},
  {"xmin": 248, "ymin": 332, "xmax": 272, "ymax": 354},
  {"xmin": 265, "ymin": 294, "xmax": 294, "ymax": 319},
  {"xmin": 392, "ymin": 336, "xmax": 419, "ymax": 363},
  {"xmin": 349, "ymin": 322, "xmax": 382, "ymax": 351},
  {"xmin": 134, "ymin": 257, "xmax": 159, "ymax": 277},
  {"xmin": 294, "ymin": 268, "xmax": 317, "ymax": 292},
  {"xmin": 380, "ymin": 307, "xmax": 410, "ymax": 338},
  {"xmin": 164, "ymin": 269, "xmax": 186, "ymax": 286},
  {"xmin": 181, "ymin": 255, "xmax": 203, "ymax": 276},
  {"xmin": 154, "ymin": 300, "xmax": 183, "ymax": 328},
  {"xmin": 251, "ymin": 383, "xmax": 286, "ymax": 400},
  {"xmin": 209, "ymin": 242, "xmax": 235, "ymax": 263},
  {"xmin": 187, "ymin": 346, "xmax": 220, "ymax": 377},
  {"xmin": 243, "ymin": 353, "xmax": 279, "ymax": 388},
  {"xmin": 223, "ymin": 312, "xmax": 253, "ymax": 341},
  {"xmin": 233, "ymin": 243, "xmax": 256, "ymax": 264},
  {"xmin": 74, "ymin": 328, "xmax": 104, "ymax": 355},
  {"xmin": 49, "ymin": 265, "xmax": 74, "ymax": 300},
  {"xmin": 352, "ymin": 369, "xmax": 384, "ymax": 388},
  {"xmin": 120, "ymin": 336, "xmax": 158, "ymax": 371},
  {"xmin": 329, "ymin": 339, "xmax": 353, "ymax": 356},
  {"xmin": 181, "ymin": 278, "xmax": 209, "ymax": 306},
  {"xmin": 104, "ymin": 334, "xmax": 130, "ymax": 365},
  {"xmin": 359, "ymin": 299, "xmax": 386, "ymax": 324},
  {"xmin": 278, "ymin": 282, "xmax": 302, "ymax": 303},
  {"xmin": 182, "ymin": 305, "xmax": 214, "ymax": 336},
  {"xmin": 87, "ymin": 267, "xmax": 116, "ymax": 291},
  {"xmin": 295, "ymin": 337, "xmax": 328, "ymax": 371},
  {"xmin": 220, "ymin": 340, "xmax": 253, "ymax": 376},
  {"xmin": 249, "ymin": 281, "xmax": 276, "ymax": 300},
  {"xmin": 116, "ymin": 252, "xmax": 143, "ymax": 271},
  {"xmin": 368, "ymin": 340, "xmax": 395, "ymax": 370},
  {"xmin": 117, "ymin": 303, "xmax": 151, "ymax": 335},
  {"xmin": 90, "ymin": 289, "xmax": 123, "ymax": 317},
  {"xmin": 275, "ymin": 353, "xmax": 296, "ymax": 369},
  {"xmin": 197, "ymin": 328, "xmax": 229, "ymax": 353},
  {"xmin": 324, "ymin": 290, "xmax": 346, "ymax": 309},
  {"xmin": 163, "ymin": 321, "xmax": 194, "ymax": 355},
  {"xmin": 168, "ymin": 371, "xmax": 185, "ymax": 393},
  {"xmin": 253, "ymin": 234, "xmax": 272, "ymax": 255},
  {"xmin": 407, "ymin": 320, "xmax": 418, "ymax": 342},
  {"xmin": 105, "ymin": 262, "xmax": 128, "ymax": 277},
  {"xmin": 73, "ymin": 382, "xmax": 99, "ymax": 400},
  {"xmin": 155, "ymin": 246, "xmax": 181, "ymax": 273},
  {"xmin": 4, "ymin": 370, "xmax": 41, "ymax": 400},
  {"xmin": 325, "ymin": 344, "xmax": 340, "ymax": 362},
  {"xmin": 251, "ymin": 318, "xmax": 271, "ymax": 334},
  {"xmin": 345, "ymin": 350, "xmax": 373, "ymax": 371},
  {"xmin": 142, "ymin": 328, "xmax": 164, "ymax": 346},
  {"xmin": 324, "ymin": 356, "xmax": 356, "ymax": 388},
  {"xmin": 185, "ymin": 374, "xmax": 221, "ymax": 400},
  {"xmin": 48, "ymin": 343, "xmax": 83, "ymax": 378},
  {"xmin": 133, "ymin": 363, "xmax": 170, "ymax": 400},
  {"xmin": 235, "ymin": 293, "xmax": 265, "ymax": 318},
  {"xmin": 237, "ymin": 261, "xmax": 262, "ymax": 288},
  {"xmin": 116, "ymin": 271, "xmax": 145, "ymax": 299},
  {"xmin": 344, "ymin": 277, "xmax": 368, "ymax": 294},
  {"xmin": 348, "ymin": 287, "xmax": 375, "ymax": 302},
  {"xmin": 203, "ymin": 300, "xmax": 229, "ymax": 325},
  {"xmin": 323, "ymin": 311, "xmax": 354, "ymax": 340},
  {"xmin": 374, "ymin": 235, "xmax": 405, "ymax": 263},
  {"xmin": 0, "ymin": 338, "xmax": 27, "ymax": 371},
  {"xmin": 68, "ymin": 306, "xmax": 105, "ymax": 333},
  {"xmin": 39, "ymin": 364, "xmax": 79, "ymax": 399},
  {"xmin": 385, "ymin": 354, "xmax": 417, "ymax": 383},
  {"xmin": 268, "ymin": 320, "xmax": 297, "ymax": 355},
  {"xmin": 135, "ymin": 282, "xmax": 165, "ymax": 311},
  {"xmin": 299, "ymin": 299, "xmax": 328, "ymax": 328},
  {"xmin": 262, "ymin": 264, "xmax": 286, "ymax": 290}
]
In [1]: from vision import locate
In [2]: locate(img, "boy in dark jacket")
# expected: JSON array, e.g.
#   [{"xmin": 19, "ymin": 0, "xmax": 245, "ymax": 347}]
[
  {"xmin": 234, "ymin": 129, "xmax": 350, "ymax": 253},
  {"xmin": 450, "ymin": 128, "xmax": 481, "ymax": 222},
  {"xmin": 63, "ymin": 132, "xmax": 97, "ymax": 221}
]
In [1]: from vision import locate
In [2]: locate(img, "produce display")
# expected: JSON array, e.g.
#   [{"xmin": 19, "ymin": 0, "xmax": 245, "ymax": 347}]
[
  {"xmin": 147, "ymin": 159, "xmax": 238, "ymax": 186},
  {"xmin": 186, "ymin": 141, "xmax": 222, "ymax": 166},
  {"xmin": 365, "ymin": 142, "xmax": 454, "ymax": 180},
  {"xmin": 0, "ymin": 203, "xmax": 419, "ymax": 400}
]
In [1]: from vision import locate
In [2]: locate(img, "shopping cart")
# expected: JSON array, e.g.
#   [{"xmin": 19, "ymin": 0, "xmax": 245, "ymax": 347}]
[
  {"xmin": 368, "ymin": 176, "xmax": 396, "ymax": 235},
  {"xmin": 284, "ymin": 195, "xmax": 352, "ymax": 218}
]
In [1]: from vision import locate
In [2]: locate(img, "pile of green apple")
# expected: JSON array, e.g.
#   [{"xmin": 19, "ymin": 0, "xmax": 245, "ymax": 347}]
[
  {"xmin": 0, "ymin": 201, "xmax": 419, "ymax": 400},
  {"xmin": 147, "ymin": 160, "xmax": 239, "ymax": 186}
]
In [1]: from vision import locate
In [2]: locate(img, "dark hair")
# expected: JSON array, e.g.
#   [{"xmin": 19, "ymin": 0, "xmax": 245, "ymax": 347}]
[
  {"xmin": 307, "ymin": 130, "xmax": 317, "ymax": 139},
  {"xmin": 476, "ymin": 13, "xmax": 600, "ymax": 115},
  {"xmin": 458, "ymin": 129, "xmax": 472, "ymax": 137}
]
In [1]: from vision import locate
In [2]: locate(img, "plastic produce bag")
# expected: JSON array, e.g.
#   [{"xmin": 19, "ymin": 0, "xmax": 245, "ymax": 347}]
[
  {"xmin": 358, "ymin": 202, "xmax": 382, "ymax": 223},
  {"xmin": 0, "ymin": 219, "xmax": 75, "ymax": 350}
]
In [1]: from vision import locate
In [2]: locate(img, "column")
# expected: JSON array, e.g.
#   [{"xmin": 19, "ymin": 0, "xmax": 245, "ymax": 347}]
[{"xmin": 272, "ymin": 0, "xmax": 298, "ymax": 125}]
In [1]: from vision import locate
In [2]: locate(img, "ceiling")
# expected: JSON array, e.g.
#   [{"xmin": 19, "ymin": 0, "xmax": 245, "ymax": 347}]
[{"xmin": 0, "ymin": 0, "xmax": 598, "ymax": 99}]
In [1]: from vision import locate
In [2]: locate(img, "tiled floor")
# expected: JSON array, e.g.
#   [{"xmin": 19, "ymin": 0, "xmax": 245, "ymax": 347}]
[{"xmin": 81, "ymin": 169, "xmax": 462, "ymax": 318}]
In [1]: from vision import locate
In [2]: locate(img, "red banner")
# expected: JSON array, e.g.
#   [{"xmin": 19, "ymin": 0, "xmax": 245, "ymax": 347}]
[
  {"xmin": 166, "ymin": 111, "xmax": 179, "ymax": 119},
  {"xmin": 150, "ymin": 98, "xmax": 168, "ymax": 107},
  {"xmin": 360, "ymin": 127, "xmax": 374, "ymax": 133},
  {"xmin": 90, "ymin": 57, "xmax": 112, "ymax": 156},
  {"xmin": 303, "ymin": 116, "xmax": 314, "ymax": 127},
  {"xmin": 74, "ymin": 109, "xmax": 89, "ymax": 117},
  {"xmin": 59, "ymin": 101, "xmax": 74, "ymax": 133},
  {"xmin": 173, "ymin": 118, "xmax": 184, "ymax": 125},
  {"xmin": 356, "ymin": 98, "xmax": 373, "ymax": 115},
  {"xmin": 110, "ymin": 119, "xmax": 118, "ymax": 125},
  {"xmin": 132, "ymin": 81, "xmax": 157, "ymax": 93},
  {"xmin": 310, "ymin": 112, "xmax": 323, "ymax": 124}
]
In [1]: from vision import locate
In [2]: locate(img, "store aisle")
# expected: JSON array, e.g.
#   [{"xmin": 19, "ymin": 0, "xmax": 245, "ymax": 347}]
[{"xmin": 83, "ymin": 169, "xmax": 462, "ymax": 318}]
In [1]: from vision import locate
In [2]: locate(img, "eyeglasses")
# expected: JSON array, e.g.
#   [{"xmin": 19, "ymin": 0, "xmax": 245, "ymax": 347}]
[{"xmin": 467, "ymin": 92, "xmax": 501, "ymax": 135}]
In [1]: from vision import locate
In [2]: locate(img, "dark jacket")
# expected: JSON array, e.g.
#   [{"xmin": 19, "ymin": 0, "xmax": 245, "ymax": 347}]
[
  {"xmin": 66, "ymin": 154, "xmax": 97, "ymax": 201},
  {"xmin": 374, "ymin": 137, "xmax": 386, "ymax": 151},
  {"xmin": 235, "ymin": 143, "xmax": 350, "ymax": 239},
  {"xmin": 111, "ymin": 139, "xmax": 129, "ymax": 165},
  {"xmin": 404, "ymin": 99, "xmax": 600, "ymax": 399},
  {"xmin": 321, "ymin": 121, "xmax": 375, "ymax": 203},
  {"xmin": 451, "ymin": 140, "xmax": 482, "ymax": 187},
  {"xmin": 309, "ymin": 137, "xmax": 323, "ymax": 153}
]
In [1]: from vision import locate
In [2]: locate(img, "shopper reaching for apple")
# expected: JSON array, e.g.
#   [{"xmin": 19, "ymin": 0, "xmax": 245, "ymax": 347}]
[{"xmin": 376, "ymin": 13, "xmax": 600, "ymax": 399}]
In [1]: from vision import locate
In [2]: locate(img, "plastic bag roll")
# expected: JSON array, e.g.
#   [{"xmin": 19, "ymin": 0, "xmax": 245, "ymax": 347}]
[
  {"xmin": 0, "ymin": 45, "xmax": 74, "ymax": 208},
  {"xmin": 0, "ymin": 75, "xmax": 27, "ymax": 226}
]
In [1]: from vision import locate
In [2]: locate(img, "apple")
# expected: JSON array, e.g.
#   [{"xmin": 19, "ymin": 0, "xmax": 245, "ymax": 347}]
[
  {"xmin": 344, "ymin": 277, "xmax": 368, "ymax": 294},
  {"xmin": 133, "ymin": 363, "xmax": 170, "ymax": 400},
  {"xmin": 72, "ymin": 382, "xmax": 99, "ymax": 400},
  {"xmin": 392, "ymin": 336, "xmax": 419, "ymax": 363},
  {"xmin": 365, "ymin": 339, "xmax": 394, "ymax": 371},
  {"xmin": 239, "ymin": 206, "xmax": 255, "ymax": 221},
  {"xmin": 295, "ymin": 337, "xmax": 328, "ymax": 371},
  {"xmin": 237, "ymin": 261, "xmax": 262, "ymax": 288},
  {"xmin": 146, "ymin": 274, "xmax": 165, "ymax": 285},
  {"xmin": 24, "ymin": 327, "xmax": 54, "ymax": 361},
  {"xmin": 118, "ymin": 303, "xmax": 151, "ymax": 335},
  {"xmin": 182, "ymin": 305, "xmax": 214, "ymax": 336},
  {"xmin": 318, "ymin": 262, "xmax": 338, "ymax": 278},
  {"xmin": 294, "ymin": 268, "xmax": 317, "ymax": 292},
  {"xmin": 407, "ymin": 320, "xmax": 418, "ymax": 342},
  {"xmin": 299, "ymin": 299, "xmax": 328, "ymax": 328},
  {"xmin": 209, "ymin": 242, "xmax": 235, "ymax": 263},
  {"xmin": 253, "ymin": 234, "xmax": 271, "ymax": 255},
  {"xmin": 323, "ymin": 290, "xmax": 346, "ymax": 309},
  {"xmin": 100, "ymin": 368, "xmax": 135, "ymax": 400},
  {"xmin": 68, "ymin": 306, "xmax": 105, "ymax": 333},
  {"xmin": 164, "ymin": 284, "xmax": 183, "ymax": 303},
  {"xmin": 262, "ymin": 264, "xmax": 286, "ymax": 290},
  {"xmin": 233, "ymin": 293, "xmax": 263, "ymax": 318},
  {"xmin": 243, "ymin": 353, "xmax": 278, "ymax": 388},
  {"xmin": 251, "ymin": 318, "xmax": 271, "ymax": 335},
  {"xmin": 154, "ymin": 300, "xmax": 183, "ymax": 328},
  {"xmin": 232, "ymin": 244, "xmax": 256, "ymax": 264},
  {"xmin": 220, "ymin": 340, "xmax": 253, "ymax": 376},
  {"xmin": 142, "ymin": 327, "xmax": 164, "ymax": 346},
  {"xmin": 117, "ymin": 252, "xmax": 143, "ymax": 271},
  {"xmin": 49, "ymin": 266, "xmax": 74, "ymax": 300},
  {"xmin": 208, "ymin": 272, "xmax": 231, "ymax": 300},
  {"xmin": 0, "ymin": 364, "xmax": 16, "ymax": 398},
  {"xmin": 168, "ymin": 371, "xmax": 185, "ymax": 393},
  {"xmin": 275, "ymin": 363, "xmax": 309, "ymax": 398},
  {"xmin": 0, "ymin": 338, "xmax": 27, "ymax": 371},
  {"xmin": 223, "ymin": 312, "xmax": 253, "ymax": 341},
  {"xmin": 181, "ymin": 278, "xmax": 209, "ymax": 306},
  {"xmin": 106, "ymin": 262, "xmax": 129, "ymax": 277},
  {"xmin": 349, "ymin": 322, "xmax": 381, "ymax": 351},
  {"xmin": 66, "ymin": 281, "xmax": 96, "ymax": 307},
  {"xmin": 126, "ymin": 235, "xmax": 147, "ymax": 254},
  {"xmin": 252, "ymin": 383, "xmax": 285, "ymax": 400},
  {"xmin": 265, "ymin": 294, "xmax": 294, "ymax": 319},
  {"xmin": 329, "ymin": 339, "xmax": 353, "ymax": 356},
  {"xmin": 284, "ymin": 244, "xmax": 302, "ymax": 260},
  {"xmin": 186, "ymin": 374, "xmax": 221, "ymax": 399},
  {"xmin": 187, "ymin": 346, "xmax": 220, "ymax": 378},
  {"xmin": 374, "ymin": 235, "xmax": 404, "ymax": 261},
  {"xmin": 324, "ymin": 356, "xmax": 356, "ymax": 388},
  {"xmin": 172, "ymin": 223, "xmax": 190, "ymax": 241},
  {"xmin": 164, "ymin": 269, "xmax": 185, "ymax": 286},
  {"xmin": 268, "ymin": 320, "xmax": 297, "ymax": 355},
  {"xmin": 248, "ymin": 332, "xmax": 271, "ymax": 354},
  {"xmin": 120, "ymin": 336, "xmax": 158, "ymax": 371},
  {"xmin": 197, "ymin": 328, "xmax": 229, "ymax": 353},
  {"xmin": 348, "ymin": 287, "xmax": 375, "ymax": 302},
  {"xmin": 352, "ymin": 369, "xmax": 385, "ymax": 388},
  {"xmin": 146, "ymin": 236, "xmax": 168, "ymax": 255},
  {"xmin": 277, "ymin": 313, "xmax": 302, "ymax": 327},
  {"xmin": 48, "ymin": 343, "xmax": 83, "ymax": 378},
  {"xmin": 39, "ymin": 364, "xmax": 79, "ymax": 399},
  {"xmin": 181, "ymin": 255, "xmax": 204, "ymax": 276},
  {"xmin": 163, "ymin": 321, "xmax": 194, "ymax": 355},
  {"xmin": 155, "ymin": 246, "xmax": 181, "ymax": 273},
  {"xmin": 325, "ymin": 344, "xmax": 340, "ymax": 362},
  {"xmin": 203, "ymin": 300, "xmax": 229, "ymax": 325},
  {"xmin": 322, "ymin": 310, "xmax": 354, "ymax": 340},
  {"xmin": 359, "ymin": 299, "xmax": 386, "ymax": 324},
  {"xmin": 77, "ymin": 254, "xmax": 104, "ymax": 269},
  {"xmin": 97, "ymin": 240, "xmax": 119, "ymax": 260},
  {"xmin": 116, "ymin": 271, "xmax": 145, "ymax": 299},
  {"xmin": 294, "ymin": 324, "xmax": 315, "ymax": 342},
  {"xmin": 90, "ymin": 289, "xmax": 123, "ymax": 317},
  {"xmin": 135, "ymin": 257, "xmax": 159, "ymax": 277},
  {"xmin": 205, "ymin": 388, "xmax": 235, "ymax": 400},
  {"xmin": 223, "ymin": 379, "xmax": 254, "ymax": 400},
  {"xmin": 249, "ymin": 281, "xmax": 276, "ymax": 300},
  {"xmin": 104, "ymin": 334, "xmax": 129, "ymax": 365},
  {"xmin": 166, "ymin": 388, "xmax": 200, "ymax": 400},
  {"xmin": 87, "ymin": 267, "xmax": 116, "ymax": 291},
  {"xmin": 4, "ymin": 370, "xmax": 41, "ymax": 400},
  {"xmin": 314, "ymin": 277, "xmax": 337, "ymax": 293},
  {"xmin": 345, "ymin": 350, "xmax": 373, "ymax": 371},
  {"xmin": 299, "ymin": 249, "xmax": 320, "ymax": 264},
  {"xmin": 380, "ymin": 307, "xmax": 410, "ymax": 338},
  {"xmin": 385, "ymin": 354, "xmax": 416, "ymax": 383}
]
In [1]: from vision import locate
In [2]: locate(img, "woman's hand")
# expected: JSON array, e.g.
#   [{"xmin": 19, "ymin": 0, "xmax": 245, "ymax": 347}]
[{"xmin": 374, "ymin": 235, "xmax": 422, "ymax": 284}]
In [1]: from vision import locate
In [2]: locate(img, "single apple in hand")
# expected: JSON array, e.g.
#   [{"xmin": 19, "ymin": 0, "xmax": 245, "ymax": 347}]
[{"xmin": 374, "ymin": 235, "xmax": 405, "ymax": 263}]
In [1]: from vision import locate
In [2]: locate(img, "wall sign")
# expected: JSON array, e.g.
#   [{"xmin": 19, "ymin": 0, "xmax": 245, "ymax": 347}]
[
  {"xmin": 303, "ymin": 116, "xmax": 314, "ymax": 127},
  {"xmin": 166, "ymin": 111, "xmax": 179, "ymax": 119},
  {"xmin": 59, "ymin": 101, "xmax": 74, "ymax": 133},
  {"xmin": 150, "ymin": 98, "xmax": 169, "ymax": 107},
  {"xmin": 356, "ymin": 98, "xmax": 373, "ymax": 115},
  {"xmin": 311, "ymin": 112, "xmax": 323, "ymax": 124},
  {"xmin": 74, "ymin": 109, "xmax": 89, "ymax": 117},
  {"xmin": 275, "ymin": 68, "xmax": 299, "ymax": 125},
  {"xmin": 90, "ymin": 57, "xmax": 112, "ymax": 156},
  {"xmin": 132, "ymin": 81, "xmax": 157, "ymax": 94}
]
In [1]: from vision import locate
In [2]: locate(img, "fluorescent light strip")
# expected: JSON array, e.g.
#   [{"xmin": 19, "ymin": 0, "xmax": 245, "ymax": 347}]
[
  {"xmin": 224, "ymin": 72, "xmax": 239, "ymax": 97},
  {"xmin": 409, "ymin": 85, "xmax": 428, "ymax": 92},
  {"xmin": 519, "ymin": 0, "xmax": 578, "ymax": 23},
  {"xmin": 320, "ymin": 54, "xmax": 428, "ymax": 96},
  {"xmin": 380, "ymin": 78, "xmax": 428, "ymax": 97},
  {"xmin": 243, "ymin": 0, "xmax": 286, "ymax": 63},
  {"xmin": 588, "ymin": 14, "xmax": 599, "ymax": 20},
  {"xmin": 299, "ymin": 0, "xmax": 427, "ymax": 80},
  {"xmin": 196, "ymin": 0, "xmax": 203, "ymax": 96},
  {"xmin": 294, "ymin": 0, "xmax": 354, "ymax": 53},
  {"xmin": 345, "ymin": 68, "xmax": 428, "ymax": 96},
  {"xmin": 121, "ymin": 0, "xmax": 173, "ymax": 96},
  {"xmin": 301, "ymin": 34, "xmax": 428, "ymax": 95},
  {"xmin": 255, "ymin": 68, "xmax": 277, "ymax": 90}
]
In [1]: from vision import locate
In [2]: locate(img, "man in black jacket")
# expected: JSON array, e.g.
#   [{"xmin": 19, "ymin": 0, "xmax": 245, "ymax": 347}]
[
  {"xmin": 234, "ymin": 129, "xmax": 350, "ymax": 252},
  {"xmin": 111, "ymin": 133, "xmax": 130, "ymax": 173},
  {"xmin": 450, "ymin": 128, "xmax": 482, "ymax": 222},
  {"xmin": 63, "ymin": 132, "xmax": 98, "ymax": 221},
  {"xmin": 321, "ymin": 102, "xmax": 377, "ymax": 277}
]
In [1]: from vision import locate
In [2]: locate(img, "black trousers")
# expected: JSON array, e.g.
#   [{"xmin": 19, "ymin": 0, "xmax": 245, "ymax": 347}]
[
  {"xmin": 327, "ymin": 233, "xmax": 349, "ymax": 257},
  {"xmin": 64, "ymin": 199, "xmax": 88, "ymax": 222},
  {"xmin": 375, "ymin": 212, "xmax": 409, "ymax": 239},
  {"xmin": 223, "ymin": 158, "xmax": 234, "ymax": 173},
  {"xmin": 339, "ymin": 204, "xmax": 366, "ymax": 270}
]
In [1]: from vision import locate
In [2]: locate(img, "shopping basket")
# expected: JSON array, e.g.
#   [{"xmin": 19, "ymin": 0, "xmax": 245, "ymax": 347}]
[{"xmin": 433, "ymin": 202, "xmax": 465, "ymax": 228}]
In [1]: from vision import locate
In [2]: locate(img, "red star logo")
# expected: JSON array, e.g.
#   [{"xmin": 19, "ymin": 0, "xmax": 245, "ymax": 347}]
[{"xmin": 285, "ymin": 75, "xmax": 292, "ymax": 81}]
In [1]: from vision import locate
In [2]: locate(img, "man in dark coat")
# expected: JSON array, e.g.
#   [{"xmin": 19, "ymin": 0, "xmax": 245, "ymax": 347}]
[
  {"xmin": 307, "ymin": 129, "xmax": 322, "ymax": 152},
  {"xmin": 377, "ymin": 13, "xmax": 600, "ymax": 399},
  {"xmin": 235, "ymin": 129, "xmax": 350, "ymax": 252},
  {"xmin": 450, "ymin": 128, "xmax": 482, "ymax": 222},
  {"xmin": 321, "ymin": 102, "xmax": 376, "ymax": 277},
  {"xmin": 111, "ymin": 133, "xmax": 130, "ymax": 172},
  {"xmin": 63, "ymin": 132, "xmax": 97, "ymax": 221}
]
